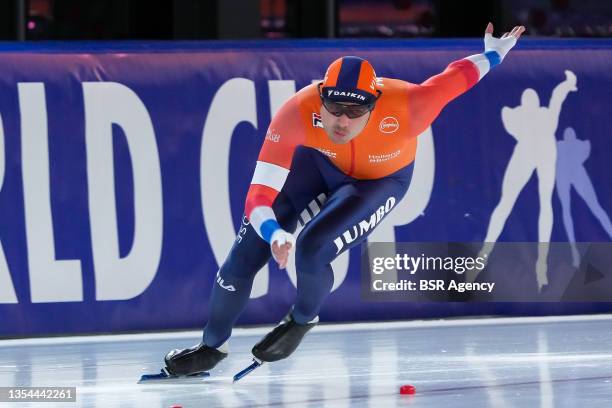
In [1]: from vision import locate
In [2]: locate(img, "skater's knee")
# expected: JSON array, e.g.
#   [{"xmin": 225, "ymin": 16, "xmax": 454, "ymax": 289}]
[{"xmin": 221, "ymin": 251, "xmax": 263, "ymax": 279}]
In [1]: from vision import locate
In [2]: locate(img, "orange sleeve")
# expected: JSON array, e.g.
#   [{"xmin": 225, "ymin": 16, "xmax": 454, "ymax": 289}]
[{"xmin": 244, "ymin": 96, "xmax": 307, "ymax": 220}]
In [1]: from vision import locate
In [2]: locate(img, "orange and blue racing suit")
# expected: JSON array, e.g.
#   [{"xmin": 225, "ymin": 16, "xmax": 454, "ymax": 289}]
[{"xmin": 203, "ymin": 51, "xmax": 499, "ymax": 347}]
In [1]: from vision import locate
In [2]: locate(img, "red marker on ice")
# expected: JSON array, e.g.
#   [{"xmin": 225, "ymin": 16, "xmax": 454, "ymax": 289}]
[{"xmin": 399, "ymin": 384, "xmax": 416, "ymax": 395}]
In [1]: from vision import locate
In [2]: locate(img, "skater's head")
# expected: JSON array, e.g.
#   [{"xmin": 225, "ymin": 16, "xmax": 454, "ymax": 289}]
[
  {"xmin": 318, "ymin": 56, "xmax": 381, "ymax": 144},
  {"xmin": 563, "ymin": 127, "xmax": 577, "ymax": 140},
  {"xmin": 521, "ymin": 88, "xmax": 540, "ymax": 108}
]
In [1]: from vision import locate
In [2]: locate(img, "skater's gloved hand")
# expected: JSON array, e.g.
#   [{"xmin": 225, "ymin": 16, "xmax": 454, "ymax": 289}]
[
  {"xmin": 483, "ymin": 22, "xmax": 525, "ymax": 60},
  {"xmin": 270, "ymin": 229, "xmax": 294, "ymax": 269}
]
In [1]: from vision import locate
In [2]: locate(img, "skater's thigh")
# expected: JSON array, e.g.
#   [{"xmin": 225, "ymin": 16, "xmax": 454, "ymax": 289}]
[
  {"xmin": 297, "ymin": 167, "xmax": 412, "ymax": 261},
  {"xmin": 280, "ymin": 147, "xmax": 330, "ymax": 215}
]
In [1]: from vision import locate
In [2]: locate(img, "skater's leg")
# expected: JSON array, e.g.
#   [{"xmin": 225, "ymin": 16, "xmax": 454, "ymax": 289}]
[
  {"xmin": 293, "ymin": 169, "xmax": 412, "ymax": 323},
  {"xmin": 203, "ymin": 195, "xmax": 297, "ymax": 348},
  {"xmin": 165, "ymin": 195, "xmax": 300, "ymax": 375},
  {"xmin": 251, "ymin": 165, "xmax": 413, "ymax": 363},
  {"xmin": 203, "ymin": 148, "xmax": 328, "ymax": 347}
]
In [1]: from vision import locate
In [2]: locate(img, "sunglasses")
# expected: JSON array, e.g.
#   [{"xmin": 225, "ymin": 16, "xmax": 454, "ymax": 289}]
[
  {"xmin": 321, "ymin": 100, "xmax": 373, "ymax": 119},
  {"xmin": 319, "ymin": 84, "xmax": 381, "ymax": 119}
]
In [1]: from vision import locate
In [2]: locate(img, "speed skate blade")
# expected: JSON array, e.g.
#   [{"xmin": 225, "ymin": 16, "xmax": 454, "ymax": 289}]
[
  {"xmin": 138, "ymin": 368, "xmax": 210, "ymax": 384},
  {"xmin": 233, "ymin": 358, "xmax": 263, "ymax": 383}
]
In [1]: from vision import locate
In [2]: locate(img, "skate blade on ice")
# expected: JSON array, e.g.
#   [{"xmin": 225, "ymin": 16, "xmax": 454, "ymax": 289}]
[
  {"xmin": 138, "ymin": 368, "xmax": 210, "ymax": 384},
  {"xmin": 233, "ymin": 358, "xmax": 264, "ymax": 383}
]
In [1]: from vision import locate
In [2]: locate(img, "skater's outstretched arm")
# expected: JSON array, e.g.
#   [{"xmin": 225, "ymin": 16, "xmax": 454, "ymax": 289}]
[
  {"xmin": 409, "ymin": 23, "xmax": 525, "ymax": 135},
  {"xmin": 549, "ymin": 70, "xmax": 578, "ymax": 119}
]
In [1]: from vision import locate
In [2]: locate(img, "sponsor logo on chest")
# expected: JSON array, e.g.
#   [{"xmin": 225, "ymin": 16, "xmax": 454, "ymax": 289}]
[
  {"xmin": 379, "ymin": 116, "xmax": 400, "ymax": 133},
  {"xmin": 369, "ymin": 149, "xmax": 401, "ymax": 163}
]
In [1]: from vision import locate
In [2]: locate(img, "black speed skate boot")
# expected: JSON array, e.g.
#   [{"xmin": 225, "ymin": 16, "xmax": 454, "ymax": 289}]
[
  {"xmin": 164, "ymin": 341, "xmax": 228, "ymax": 376},
  {"xmin": 252, "ymin": 311, "xmax": 319, "ymax": 362}
]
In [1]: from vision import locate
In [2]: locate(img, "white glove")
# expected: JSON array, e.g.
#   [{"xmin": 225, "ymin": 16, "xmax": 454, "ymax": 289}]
[
  {"xmin": 270, "ymin": 228, "xmax": 295, "ymax": 247},
  {"xmin": 270, "ymin": 229, "xmax": 295, "ymax": 269},
  {"xmin": 484, "ymin": 23, "xmax": 525, "ymax": 60}
]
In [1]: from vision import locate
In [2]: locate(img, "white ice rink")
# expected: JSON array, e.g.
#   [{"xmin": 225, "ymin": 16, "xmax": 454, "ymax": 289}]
[{"xmin": 1, "ymin": 314, "xmax": 612, "ymax": 407}]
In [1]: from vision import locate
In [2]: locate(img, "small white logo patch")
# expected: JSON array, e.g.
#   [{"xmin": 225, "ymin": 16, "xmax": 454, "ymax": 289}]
[
  {"xmin": 216, "ymin": 271, "xmax": 236, "ymax": 291},
  {"xmin": 379, "ymin": 116, "xmax": 399, "ymax": 133}
]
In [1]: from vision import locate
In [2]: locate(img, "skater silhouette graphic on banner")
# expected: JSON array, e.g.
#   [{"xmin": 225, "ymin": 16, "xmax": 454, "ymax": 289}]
[
  {"xmin": 556, "ymin": 126, "xmax": 612, "ymax": 267},
  {"xmin": 478, "ymin": 71, "xmax": 577, "ymax": 290}
]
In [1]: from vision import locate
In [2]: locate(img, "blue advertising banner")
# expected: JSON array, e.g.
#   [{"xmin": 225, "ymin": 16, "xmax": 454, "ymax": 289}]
[{"xmin": 1, "ymin": 39, "xmax": 611, "ymax": 337}]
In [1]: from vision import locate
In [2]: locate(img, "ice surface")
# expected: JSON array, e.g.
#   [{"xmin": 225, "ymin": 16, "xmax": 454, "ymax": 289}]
[{"xmin": 2, "ymin": 315, "xmax": 612, "ymax": 407}]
